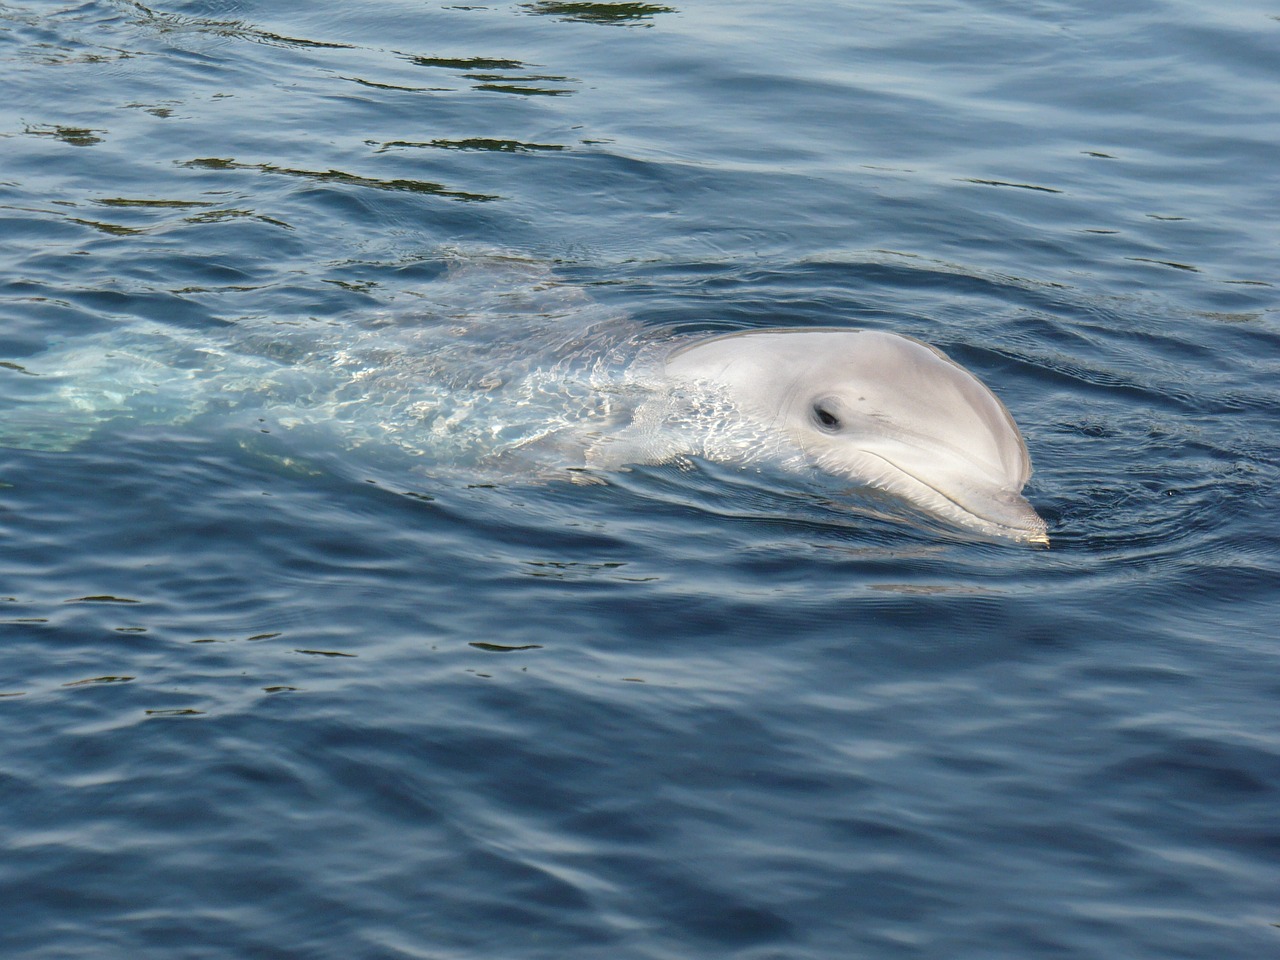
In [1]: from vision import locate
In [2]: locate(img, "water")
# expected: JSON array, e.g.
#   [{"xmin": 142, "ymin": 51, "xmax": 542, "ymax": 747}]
[{"xmin": 2, "ymin": 1, "xmax": 1278, "ymax": 957}]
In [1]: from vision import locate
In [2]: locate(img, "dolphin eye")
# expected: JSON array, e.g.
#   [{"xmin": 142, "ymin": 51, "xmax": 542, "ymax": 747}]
[{"xmin": 813, "ymin": 403, "xmax": 841, "ymax": 430}]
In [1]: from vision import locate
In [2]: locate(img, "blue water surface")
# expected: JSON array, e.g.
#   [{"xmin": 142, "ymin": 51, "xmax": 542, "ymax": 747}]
[{"xmin": 2, "ymin": 1, "xmax": 1279, "ymax": 958}]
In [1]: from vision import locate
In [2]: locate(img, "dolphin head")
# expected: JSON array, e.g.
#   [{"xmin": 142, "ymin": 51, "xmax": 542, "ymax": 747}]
[{"xmin": 664, "ymin": 328, "xmax": 1048, "ymax": 544}]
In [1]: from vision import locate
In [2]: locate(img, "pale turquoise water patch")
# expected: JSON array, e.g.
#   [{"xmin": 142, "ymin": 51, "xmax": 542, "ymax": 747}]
[{"xmin": 1, "ymin": 2, "xmax": 1278, "ymax": 958}]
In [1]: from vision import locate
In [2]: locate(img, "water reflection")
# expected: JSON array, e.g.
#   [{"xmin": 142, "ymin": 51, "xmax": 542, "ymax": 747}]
[
  {"xmin": 23, "ymin": 124, "xmax": 104, "ymax": 146},
  {"xmin": 125, "ymin": 1, "xmax": 355, "ymax": 49},
  {"xmin": 404, "ymin": 54, "xmax": 579, "ymax": 96},
  {"xmin": 521, "ymin": 2, "xmax": 677, "ymax": 25},
  {"xmin": 469, "ymin": 75, "xmax": 577, "ymax": 97},
  {"xmin": 376, "ymin": 139, "xmax": 567, "ymax": 154},
  {"xmin": 180, "ymin": 158, "xmax": 500, "ymax": 202},
  {"xmin": 406, "ymin": 56, "xmax": 526, "ymax": 71}
]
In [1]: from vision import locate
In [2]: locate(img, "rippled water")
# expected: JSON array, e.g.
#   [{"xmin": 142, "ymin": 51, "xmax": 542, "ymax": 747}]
[{"xmin": 2, "ymin": 1, "xmax": 1278, "ymax": 958}]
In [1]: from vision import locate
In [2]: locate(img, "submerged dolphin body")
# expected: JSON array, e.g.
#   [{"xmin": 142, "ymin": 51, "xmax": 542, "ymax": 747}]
[
  {"xmin": 1, "ymin": 256, "xmax": 1046, "ymax": 543},
  {"xmin": 591, "ymin": 328, "xmax": 1048, "ymax": 544}
]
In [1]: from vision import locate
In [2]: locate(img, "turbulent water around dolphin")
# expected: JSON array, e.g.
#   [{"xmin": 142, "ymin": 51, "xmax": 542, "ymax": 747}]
[{"xmin": 0, "ymin": 253, "xmax": 1046, "ymax": 544}]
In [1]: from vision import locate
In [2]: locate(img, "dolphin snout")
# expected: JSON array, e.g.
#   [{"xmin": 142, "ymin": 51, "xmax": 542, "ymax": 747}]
[{"xmin": 969, "ymin": 489, "xmax": 1049, "ymax": 546}]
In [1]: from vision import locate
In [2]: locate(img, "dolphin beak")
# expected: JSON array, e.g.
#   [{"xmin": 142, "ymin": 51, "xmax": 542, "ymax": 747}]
[
  {"xmin": 926, "ymin": 479, "xmax": 1048, "ymax": 546},
  {"xmin": 985, "ymin": 490, "xmax": 1049, "ymax": 547}
]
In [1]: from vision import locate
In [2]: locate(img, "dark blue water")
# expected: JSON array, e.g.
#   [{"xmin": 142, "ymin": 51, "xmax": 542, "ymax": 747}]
[{"xmin": 3, "ymin": 1, "xmax": 1278, "ymax": 957}]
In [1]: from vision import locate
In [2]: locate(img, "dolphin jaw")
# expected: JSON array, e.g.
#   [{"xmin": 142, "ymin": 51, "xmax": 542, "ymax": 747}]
[{"xmin": 813, "ymin": 446, "xmax": 1049, "ymax": 546}]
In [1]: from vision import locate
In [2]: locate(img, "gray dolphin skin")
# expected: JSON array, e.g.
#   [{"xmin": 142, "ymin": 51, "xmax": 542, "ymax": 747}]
[{"xmin": 597, "ymin": 328, "xmax": 1048, "ymax": 545}]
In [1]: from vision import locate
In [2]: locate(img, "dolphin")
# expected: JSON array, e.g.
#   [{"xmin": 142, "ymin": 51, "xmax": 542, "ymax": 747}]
[
  {"xmin": 0, "ymin": 248, "xmax": 1046, "ymax": 543},
  {"xmin": 588, "ymin": 328, "xmax": 1048, "ymax": 545}
]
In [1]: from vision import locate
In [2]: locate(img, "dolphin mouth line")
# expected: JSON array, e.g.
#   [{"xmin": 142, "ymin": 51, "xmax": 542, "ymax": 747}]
[{"xmin": 855, "ymin": 449, "xmax": 1045, "ymax": 542}]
